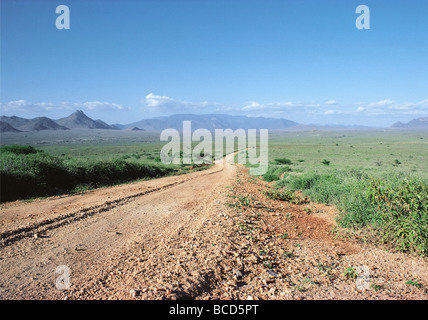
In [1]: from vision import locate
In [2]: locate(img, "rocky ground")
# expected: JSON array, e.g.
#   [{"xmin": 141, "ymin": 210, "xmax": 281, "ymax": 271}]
[{"xmin": 66, "ymin": 166, "xmax": 428, "ymax": 300}]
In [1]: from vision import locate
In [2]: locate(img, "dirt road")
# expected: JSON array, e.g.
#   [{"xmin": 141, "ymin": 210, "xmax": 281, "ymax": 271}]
[
  {"xmin": 1, "ymin": 152, "xmax": 427, "ymax": 300},
  {"xmin": 0, "ymin": 154, "xmax": 237, "ymax": 299}
]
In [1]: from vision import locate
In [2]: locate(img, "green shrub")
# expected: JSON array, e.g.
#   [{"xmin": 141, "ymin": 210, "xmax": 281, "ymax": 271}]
[
  {"xmin": 321, "ymin": 159, "xmax": 330, "ymax": 166},
  {"xmin": 366, "ymin": 177, "xmax": 428, "ymax": 254},
  {"xmin": 0, "ymin": 146, "xmax": 176, "ymax": 202},
  {"xmin": 274, "ymin": 158, "xmax": 292, "ymax": 165},
  {"xmin": 276, "ymin": 169, "xmax": 428, "ymax": 256},
  {"xmin": 0, "ymin": 145, "xmax": 40, "ymax": 155},
  {"xmin": 262, "ymin": 165, "xmax": 292, "ymax": 182},
  {"xmin": 262, "ymin": 187, "xmax": 298, "ymax": 202},
  {"xmin": 0, "ymin": 151, "xmax": 74, "ymax": 201}
]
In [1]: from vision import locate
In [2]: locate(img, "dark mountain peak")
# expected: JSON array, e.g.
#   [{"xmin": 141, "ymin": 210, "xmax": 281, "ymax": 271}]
[
  {"xmin": 56, "ymin": 110, "xmax": 114, "ymax": 129},
  {"xmin": 68, "ymin": 110, "xmax": 91, "ymax": 120},
  {"xmin": 128, "ymin": 126, "xmax": 144, "ymax": 131}
]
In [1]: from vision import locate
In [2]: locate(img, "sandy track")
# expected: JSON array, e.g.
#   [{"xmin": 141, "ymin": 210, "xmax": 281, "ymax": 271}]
[{"xmin": 0, "ymin": 154, "xmax": 236, "ymax": 299}]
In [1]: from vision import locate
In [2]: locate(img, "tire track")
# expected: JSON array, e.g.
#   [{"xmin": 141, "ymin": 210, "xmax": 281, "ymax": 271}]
[{"xmin": 0, "ymin": 164, "xmax": 225, "ymax": 248}]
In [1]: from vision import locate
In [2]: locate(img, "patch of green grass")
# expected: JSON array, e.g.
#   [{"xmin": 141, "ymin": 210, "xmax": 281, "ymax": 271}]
[
  {"xmin": 261, "ymin": 187, "xmax": 298, "ymax": 203},
  {"xmin": 344, "ymin": 267, "xmax": 358, "ymax": 279},
  {"xmin": 294, "ymin": 285, "xmax": 306, "ymax": 292},
  {"xmin": 281, "ymin": 251, "xmax": 294, "ymax": 258},
  {"xmin": 405, "ymin": 279, "xmax": 422, "ymax": 289},
  {"xmin": 317, "ymin": 264, "xmax": 326, "ymax": 271},
  {"xmin": 370, "ymin": 283, "xmax": 383, "ymax": 291}
]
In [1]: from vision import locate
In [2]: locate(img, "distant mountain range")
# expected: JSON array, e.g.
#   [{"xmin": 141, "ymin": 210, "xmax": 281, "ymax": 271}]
[
  {"xmin": 0, "ymin": 110, "xmax": 117, "ymax": 132},
  {"xmin": 1, "ymin": 110, "xmax": 427, "ymax": 132},
  {"xmin": 0, "ymin": 111, "xmax": 298, "ymax": 132},
  {"xmin": 114, "ymin": 113, "xmax": 298, "ymax": 131},
  {"xmin": 391, "ymin": 117, "xmax": 428, "ymax": 129}
]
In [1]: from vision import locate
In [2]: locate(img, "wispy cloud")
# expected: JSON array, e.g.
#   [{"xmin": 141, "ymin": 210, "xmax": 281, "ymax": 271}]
[
  {"xmin": 324, "ymin": 109, "xmax": 344, "ymax": 115},
  {"xmin": 367, "ymin": 99, "xmax": 395, "ymax": 108},
  {"xmin": 241, "ymin": 101, "xmax": 320, "ymax": 112},
  {"xmin": 354, "ymin": 99, "xmax": 428, "ymax": 116}
]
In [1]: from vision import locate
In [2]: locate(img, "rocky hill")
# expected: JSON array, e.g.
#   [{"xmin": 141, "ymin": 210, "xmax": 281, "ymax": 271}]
[
  {"xmin": 0, "ymin": 116, "xmax": 69, "ymax": 131},
  {"xmin": 55, "ymin": 110, "xmax": 115, "ymax": 129}
]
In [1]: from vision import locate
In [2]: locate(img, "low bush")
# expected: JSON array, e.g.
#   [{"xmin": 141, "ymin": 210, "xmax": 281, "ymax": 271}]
[
  {"xmin": 262, "ymin": 187, "xmax": 299, "ymax": 203},
  {"xmin": 274, "ymin": 158, "xmax": 292, "ymax": 165},
  {"xmin": 262, "ymin": 165, "xmax": 292, "ymax": 182},
  {"xmin": 0, "ymin": 145, "xmax": 40, "ymax": 155},
  {"xmin": 276, "ymin": 169, "xmax": 428, "ymax": 256},
  {"xmin": 0, "ymin": 146, "xmax": 175, "ymax": 202}
]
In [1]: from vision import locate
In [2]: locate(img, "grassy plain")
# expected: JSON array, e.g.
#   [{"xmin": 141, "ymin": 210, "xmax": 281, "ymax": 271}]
[
  {"xmin": 267, "ymin": 130, "xmax": 428, "ymax": 177},
  {"xmin": 245, "ymin": 129, "xmax": 428, "ymax": 256}
]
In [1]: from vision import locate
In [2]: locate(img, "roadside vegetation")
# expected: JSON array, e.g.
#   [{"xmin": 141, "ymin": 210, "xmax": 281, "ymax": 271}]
[
  {"xmin": 275, "ymin": 170, "xmax": 428, "ymax": 256},
  {"xmin": 243, "ymin": 131, "xmax": 428, "ymax": 256},
  {"xmin": 0, "ymin": 145, "xmax": 208, "ymax": 202}
]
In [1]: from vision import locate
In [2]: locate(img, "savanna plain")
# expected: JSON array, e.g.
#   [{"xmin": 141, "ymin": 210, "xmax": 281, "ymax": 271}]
[{"xmin": 0, "ymin": 129, "xmax": 427, "ymax": 300}]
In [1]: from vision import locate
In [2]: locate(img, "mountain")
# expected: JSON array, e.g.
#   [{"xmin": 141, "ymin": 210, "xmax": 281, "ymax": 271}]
[
  {"xmin": 0, "ymin": 115, "xmax": 69, "ymax": 131},
  {"xmin": 120, "ymin": 114, "xmax": 299, "ymax": 131},
  {"xmin": 391, "ymin": 117, "xmax": 428, "ymax": 129},
  {"xmin": 127, "ymin": 126, "xmax": 145, "ymax": 131},
  {"xmin": 55, "ymin": 110, "xmax": 115, "ymax": 129},
  {"xmin": 0, "ymin": 111, "xmax": 117, "ymax": 131},
  {"xmin": 0, "ymin": 121, "xmax": 22, "ymax": 132},
  {"xmin": 0, "ymin": 116, "xmax": 30, "ymax": 129}
]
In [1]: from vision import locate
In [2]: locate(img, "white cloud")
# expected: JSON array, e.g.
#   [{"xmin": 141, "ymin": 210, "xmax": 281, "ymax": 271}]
[
  {"xmin": 141, "ymin": 93, "xmax": 217, "ymax": 112},
  {"xmin": 324, "ymin": 100, "xmax": 338, "ymax": 105},
  {"xmin": 356, "ymin": 98, "xmax": 428, "ymax": 116},
  {"xmin": 416, "ymin": 99, "xmax": 428, "ymax": 106},
  {"xmin": 367, "ymin": 99, "xmax": 395, "ymax": 107},
  {"xmin": 144, "ymin": 93, "xmax": 176, "ymax": 108},
  {"xmin": 241, "ymin": 101, "xmax": 265, "ymax": 111},
  {"xmin": 80, "ymin": 101, "xmax": 127, "ymax": 111}
]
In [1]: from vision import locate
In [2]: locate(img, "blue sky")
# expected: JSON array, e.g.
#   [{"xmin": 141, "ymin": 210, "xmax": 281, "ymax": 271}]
[{"xmin": 1, "ymin": 0, "xmax": 427, "ymax": 126}]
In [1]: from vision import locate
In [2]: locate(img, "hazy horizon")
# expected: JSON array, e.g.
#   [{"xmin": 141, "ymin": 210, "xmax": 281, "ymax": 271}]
[{"xmin": 1, "ymin": 0, "xmax": 427, "ymax": 127}]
